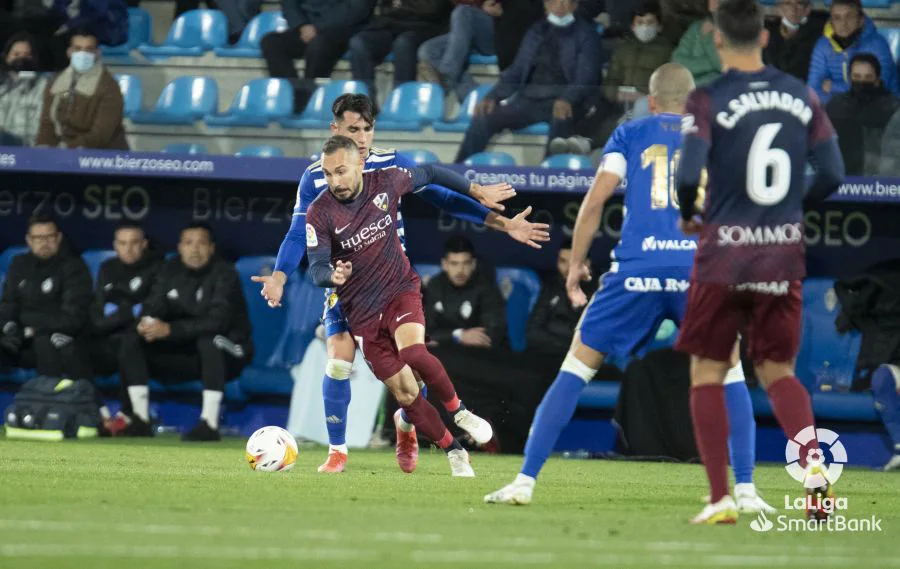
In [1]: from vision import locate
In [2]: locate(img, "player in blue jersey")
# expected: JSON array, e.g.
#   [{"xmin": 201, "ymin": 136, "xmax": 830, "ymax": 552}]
[
  {"xmin": 252, "ymin": 94, "xmax": 550, "ymax": 474},
  {"xmin": 675, "ymin": 0, "xmax": 844, "ymax": 524},
  {"xmin": 485, "ymin": 63, "xmax": 772, "ymax": 513}
]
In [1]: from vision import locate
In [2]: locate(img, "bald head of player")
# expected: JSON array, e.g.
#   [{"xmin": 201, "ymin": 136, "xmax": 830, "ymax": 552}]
[
  {"xmin": 648, "ymin": 62, "xmax": 695, "ymax": 115},
  {"xmin": 712, "ymin": 0, "xmax": 768, "ymax": 69},
  {"xmin": 321, "ymin": 135, "xmax": 366, "ymax": 202}
]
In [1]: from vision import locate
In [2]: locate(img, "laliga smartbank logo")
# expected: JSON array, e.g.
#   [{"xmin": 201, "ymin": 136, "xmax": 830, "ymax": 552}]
[{"xmin": 749, "ymin": 427, "xmax": 883, "ymax": 533}]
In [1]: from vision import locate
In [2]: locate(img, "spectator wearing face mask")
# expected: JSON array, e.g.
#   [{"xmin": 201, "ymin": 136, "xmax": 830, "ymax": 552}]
[
  {"xmin": 827, "ymin": 53, "xmax": 898, "ymax": 176},
  {"xmin": 0, "ymin": 33, "xmax": 46, "ymax": 146},
  {"xmin": 670, "ymin": 0, "xmax": 720, "ymax": 86},
  {"xmin": 808, "ymin": 0, "xmax": 897, "ymax": 104},
  {"xmin": 762, "ymin": 0, "xmax": 827, "ymax": 81},
  {"xmin": 35, "ymin": 29, "xmax": 128, "ymax": 150}
]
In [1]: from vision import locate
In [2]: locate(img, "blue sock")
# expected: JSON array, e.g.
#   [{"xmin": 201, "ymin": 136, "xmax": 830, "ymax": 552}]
[
  {"xmin": 323, "ymin": 375, "xmax": 351, "ymax": 446},
  {"xmin": 521, "ymin": 371, "xmax": 587, "ymax": 479},
  {"xmin": 400, "ymin": 384, "xmax": 426, "ymax": 425},
  {"xmin": 724, "ymin": 381, "xmax": 755, "ymax": 485},
  {"xmin": 872, "ymin": 365, "xmax": 900, "ymax": 449}
]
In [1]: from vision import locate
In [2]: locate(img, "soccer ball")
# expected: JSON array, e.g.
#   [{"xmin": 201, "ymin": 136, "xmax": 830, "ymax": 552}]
[{"xmin": 245, "ymin": 426, "xmax": 299, "ymax": 472}]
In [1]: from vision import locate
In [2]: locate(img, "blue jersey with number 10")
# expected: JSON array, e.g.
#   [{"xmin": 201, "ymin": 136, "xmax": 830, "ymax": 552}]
[{"xmin": 600, "ymin": 113, "xmax": 698, "ymax": 271}]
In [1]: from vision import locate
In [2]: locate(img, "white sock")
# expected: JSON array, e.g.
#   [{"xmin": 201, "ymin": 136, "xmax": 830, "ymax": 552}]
[
  {"xmin": 127, "ymin": 385, "xmax": 149, "ymax": 422},
  {"xmin": 329, "ymin": 444, "xmax": 348, "ymax": 455},
  {"xmin": 514, "ymin": 473, "xmax": 536, "ymax": 488},
  {"xmin": 200, "ymin": 390, "xmax": 223, "ymax": 430},
  {"xmin": 98, "ymin": 406, "xmax": 111, "ymax": 420},
  {"xmin": 396, "ymin": 412, "xmax": 415, "ymax": 433},
  {"xmin": 734, "ymin": 482, "xmax": 756, "ymax": 496}
]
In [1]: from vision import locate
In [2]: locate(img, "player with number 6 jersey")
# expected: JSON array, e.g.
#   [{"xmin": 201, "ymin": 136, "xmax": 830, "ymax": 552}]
[{"xmin": 675, "ymin": 0, "xmax": 844, "ymax": 524}]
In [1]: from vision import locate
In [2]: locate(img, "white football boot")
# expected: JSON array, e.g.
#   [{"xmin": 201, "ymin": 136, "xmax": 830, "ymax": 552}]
[
  {"xmin": 690, "ymin": 495, "xmax": 738, "ymax": 525},
  {"xmin": 734, "ymin": 483, "xmax": 777, "ymax": 514},
  {"xmin": 484, "ymin": 474, "xmax": 535, "ymax": 505},
  {"xmin": 453, "ymin": 409, "xmax": 493, "ymax": 445},
  {"xmin": 448, "ymin": 448, "xmax": 475, "ymax": 477}
]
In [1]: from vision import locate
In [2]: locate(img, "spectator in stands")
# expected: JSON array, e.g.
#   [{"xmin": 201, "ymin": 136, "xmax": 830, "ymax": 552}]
[
  {"xmin": 348, "ymin": 0, "xmax": 451, "ymax": 104},
  {"xmin": 0, "ymin": 33, "xmax": 46, "ymax": 146},
  {"xmin": 763, "ymin": 0, "xmax": 827, "ymax": 81},
  {"xmin": 0, "ymin": 214, "xmax": 93, "ymax": 380},
  {"xmin": 261, "ymin": 0, "xmax": 374, "ymax": 113},
  {"xmin": 418, "ymin": 2, "xmax": 497, "ymax": 104},
  {"xmin": 116, "ymin": 223, "xmax": 253, "ymax": 441},
  {"xmin": 51, "ymin": 0, "xmax": 128, "ymax": 48},
  {"xmin": 827, "ymin": 53, "xmax": 899, "ymax": 175},
  {"xmin": 424, "ymin": 235, "xmax": 507, "ymax": 350},
  {"xmin": 526, "ymin": 239, "xmax": 595, "ymax": 359},
  {"xmin": 808, "ymin": 0, "xmax": 898, "ymax": 104},
  {"xmin": 35, "ymin": 29, "xmax": 128, "ymax": 150},
  {"xmin": 659, "ymin": 0, "xmax": 707, "ymax": 46},
  {"xmin": 670, "ymin": 0, "xmax": 720, "ymax": 86},
  {"xmin": 89, "ymin": 222, "xmax": 163, "ymax": 436},
  {"xmin": 453, "ymin": 0, "xmax": 602, "ymax": 163},
  {"xmin": 879, "ymin": 103, "xmax": 900, "ymax": 174}
]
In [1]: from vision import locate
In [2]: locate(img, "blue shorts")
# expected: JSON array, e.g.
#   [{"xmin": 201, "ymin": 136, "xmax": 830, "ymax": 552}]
[
  {"xmin": 321, "ymin": 289, "xmax": 350, "ymax": 337},
  {"xmin": 578, "ymin": 267, "xmax": 691, "ymax": 359}
]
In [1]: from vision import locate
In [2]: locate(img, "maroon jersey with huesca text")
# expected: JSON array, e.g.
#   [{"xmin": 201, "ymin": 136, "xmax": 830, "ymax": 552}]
[{"xmin": 305, "ymin": 166, "xmax": 421, "ymax": 329}]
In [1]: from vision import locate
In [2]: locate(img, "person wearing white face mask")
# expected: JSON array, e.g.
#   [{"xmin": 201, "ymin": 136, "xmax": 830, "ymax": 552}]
[
  {"xmin": 0, "ymin": 33, "xmax": 47, "ymax": 146},
  {"xmin": 36, "ymin": 29, "xmax": 127, "ymax": 150},
  {"xmin": 762, "ymin": 0, "xmax": 827, "ymax": 81}
]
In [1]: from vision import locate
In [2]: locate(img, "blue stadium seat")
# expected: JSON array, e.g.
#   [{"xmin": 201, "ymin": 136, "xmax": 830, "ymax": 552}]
[
  {"xmin": 517, "ymin": 122, "xmax": 549, "ymax": 135},
  {"xmin": 433, "ymin": 84, "xmax": 492, "ymax": 133},
  {"xmin": 235, "ymin": 145, "xmax": 285, "ymax": 157},
  {"xmin": 138, "ymin": 9, "xmax": 228, "ymax": 58},
  {"xmin": 413, "ymin": 263, "xmax": 441, "ymax": 287},
  {"xmin": 161, "ymin": 143, "xmax": 208, "ymax": 154},
  {"xmin": 0, "ymin": 245, "xmax": 27, "ymax": 288},
  {"xmin": 496, "ymin": 268, "xmax": 542, "ymax": 352},
  {"xmin": 213, "ymin": 11, "xmax": 287, "ymax": 58},
  {"xmin": 399, "ymin": 149, "xmax": 440, "ymax": 165},
  {"xmin": 279, "ymin": 80, "xmax": 369, "ymax": 129},
  {"xmin": 376, "ymin": 82, "xmax": 445, "ymax": 131},
  {"xmin": 205, "ymin": 78, "xmax": 293, "ymax": 127},
  {"xmin": 102, "ymin": 8, "xmax": 152, "ymax": 56},
  {"xmin": 879, "ymin": 28, "xmax": 900, "ymax": 63},
  {"xmin": 463, "ymin": 151, "xmax": 517, "ymax": 166},
  {"xmin": 115, "ymin": 74, "xmax": 142, "ymax": 118},
  {"xmin": 234, "ymin": 256, "xmax": 293, "ymax": 396},
  {"xmin": 795, "ymin": 278, "xmax": 861, "ymax": 392},
  {"xmin": 130, "ymin": 76, "xmax": 218, "ymax": 125},
  {"xmin": 541, "ymin": 154, "xmax": 594, "ymax": 170},
  {"xmin": 469, "ymin": 53, "xmax": 498, "ymax": 65},
  {"xmin": 82, "ymin": 250, "xmax": 116, "ymax": 281},
  {"xmin": 578, "ymin": 381, "xmax": 620, "ymax": 409}
]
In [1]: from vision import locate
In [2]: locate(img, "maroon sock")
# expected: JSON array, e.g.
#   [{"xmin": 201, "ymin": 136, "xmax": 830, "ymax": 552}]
[
  {"xmin": 399, "ymin": 344, "xmax": 460, "ymax": 411},
  {"xmin": 690, "ymin": 384, "xmax": 730, "ymax": 503},
  {"xmin": 768, "ymin": 376, "xmax": 819, "ymax": 465},
  {"xmin": 402, "ymin": 393, "xmax": 453, "ymax": 449}
]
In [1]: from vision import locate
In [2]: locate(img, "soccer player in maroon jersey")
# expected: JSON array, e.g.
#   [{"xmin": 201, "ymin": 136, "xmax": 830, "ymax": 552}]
[
  {"xmin": 675, "ymin": 0, "xmax": 845, "ymax": 524},
  {"xmin": 305, "ymin": 135, "xmax": 550, "ymax": 476}
]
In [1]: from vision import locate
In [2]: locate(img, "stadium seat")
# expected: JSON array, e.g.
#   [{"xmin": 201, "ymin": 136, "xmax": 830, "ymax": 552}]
[
  {"xmin": 413, "ymin": 263, "xmax": 442, "ymax": 287},
  {"xmin": 235, "ymin": 145, "xmax": 285, "ymax": 157},
  {"xmin": 102, "ymin": 8, "xmax": 152, "ymax": 56},
  {"xmin": 496, "ymin": 268, "xmax": 542, "ymax": 352},
  {"xmin": 468, "ymin": 53, "xmax": 498, "ymax": 66},
  {"xmin": 279, "ymin": 80, "xmax": 370, "ymax": 129},
  {"xmin": 161, "ymin": 143, "xmax": 208, "ymax": 154},
  {"xmin": 205, "ymin": 78, "xmax": 293, "ymax": 127},
  {"xmin": 115, "ymin": 74, "xmax": 143, "ymax": 118},
  {"xmin": 130, "ymin": 76, "xmax": 218, "ymax": 125},
  {"xmin": 375, "ymin": 82, "xmax": 445, "ymax": 131},
  {"xmin": 541, "ymin": 154, "xmax": 594, "ymax": 170},
  {"xmin": 463, "ymin": 151, "xmax": 517, "ymax": 167},
  {"xmin": 399, "ymin": 149, "xmax": 440, "ymax": 165},
  {"xmin": 879, "ymin": 28, "xmax": 900, "ymax": 63},
  {"xmin": 82, "ymin": 250, "xmax": 116, "ymax": 281},
  {"xmin": 433, "ymin": 84, "xmax": 492, "ymax": 133},
  {"xmin": 795, "ymin": 278, "xmax": 861, "ymax": 392},
  {"xmin": 138, "ymin": 9, "xmax": 228, "ymax": 58},
  {"xmin": 0, "ymin": 245, "xmax": 28, "ymax": 287},
  {"xmin": 213, "ymin": 11, "xmax": 287, "ymax": 58},
  {"xmin": 518, "ymin": 122, "xmax": 549, "ymax": 135},
  {"xmin": 578, "ymin": 381, "xmax": 620, "ymax": 409}
]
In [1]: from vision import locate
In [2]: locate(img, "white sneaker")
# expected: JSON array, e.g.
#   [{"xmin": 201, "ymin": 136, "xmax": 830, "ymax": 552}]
[
  {"xmin": 883, "ymin": 454, "xmax": 900, "ymax": 471},
  {"xmin": 734, "ymin": 483, "xmax": 776, "ymax": 514},
  {"xmin": 690, "ymin": 495, "xmax": 738, "ymax": 524},
  {"xmin": 453, "ymin": 409, "xmax": 493, "ymax": 445},
  {"xmin": 484, "ymin": 477, "xmax": 534, "ymax": 505},
  {"xmin": 447, "ymin": 449, "xmax": 475, "ymax": 477}
]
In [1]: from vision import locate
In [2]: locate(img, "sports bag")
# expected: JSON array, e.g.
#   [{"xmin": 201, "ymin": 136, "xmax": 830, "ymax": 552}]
[{"xmin": 4, "ymin": 376, "xmax": 100, "ymax": 440}]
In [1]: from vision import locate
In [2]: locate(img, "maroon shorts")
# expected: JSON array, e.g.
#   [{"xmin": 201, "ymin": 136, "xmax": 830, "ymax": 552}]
[
  {"xmin": 675, "ymin": 280, "xmax": 802, "ymax": 363},
  {"xmin": 351, "ymin": 292, "xmax": 426, "ymax": 381}
]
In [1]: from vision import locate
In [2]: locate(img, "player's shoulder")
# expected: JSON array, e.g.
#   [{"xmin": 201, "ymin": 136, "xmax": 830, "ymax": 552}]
[
  {"xmin": 304, "ymin": 159, "xmax": 323, "ymax": 176},
  {"xmin": 367, "ymin": 146, "xmax": 401, "ymax": 166},
  {"xmin": 305, "ymin": 186, "xmax": 332, "ymax": 214}
]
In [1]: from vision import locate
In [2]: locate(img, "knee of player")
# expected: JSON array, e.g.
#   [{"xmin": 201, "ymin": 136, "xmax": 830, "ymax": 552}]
[
  {"xmin": 393, "ymin": 388, "xmax": 418, "ymax": 407},
  {"xmin": 326, "ymin": 332, "xmax": 356, "ymax": 361},
  {"xmin": 326, "ymin": 358, "xmax": 353, "ymax": 380},
  {"xmin": 754, "ymin": 360, "xmax": 795, "ymax": 388},
  {"xmin": 560, "ymin": 352, "xmax": 599, "ymax": 384}
]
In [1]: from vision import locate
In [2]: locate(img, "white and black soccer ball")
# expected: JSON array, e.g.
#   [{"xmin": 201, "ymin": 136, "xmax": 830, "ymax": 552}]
[{"xmin": 245, "ymin": 426, "xmax": 299, "ymax": 472}]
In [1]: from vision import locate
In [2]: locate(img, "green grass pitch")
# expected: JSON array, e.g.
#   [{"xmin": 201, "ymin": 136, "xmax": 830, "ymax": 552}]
[{"xmin": 0, "ymin": 437, "xmax": 894, "ymax": 569}]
